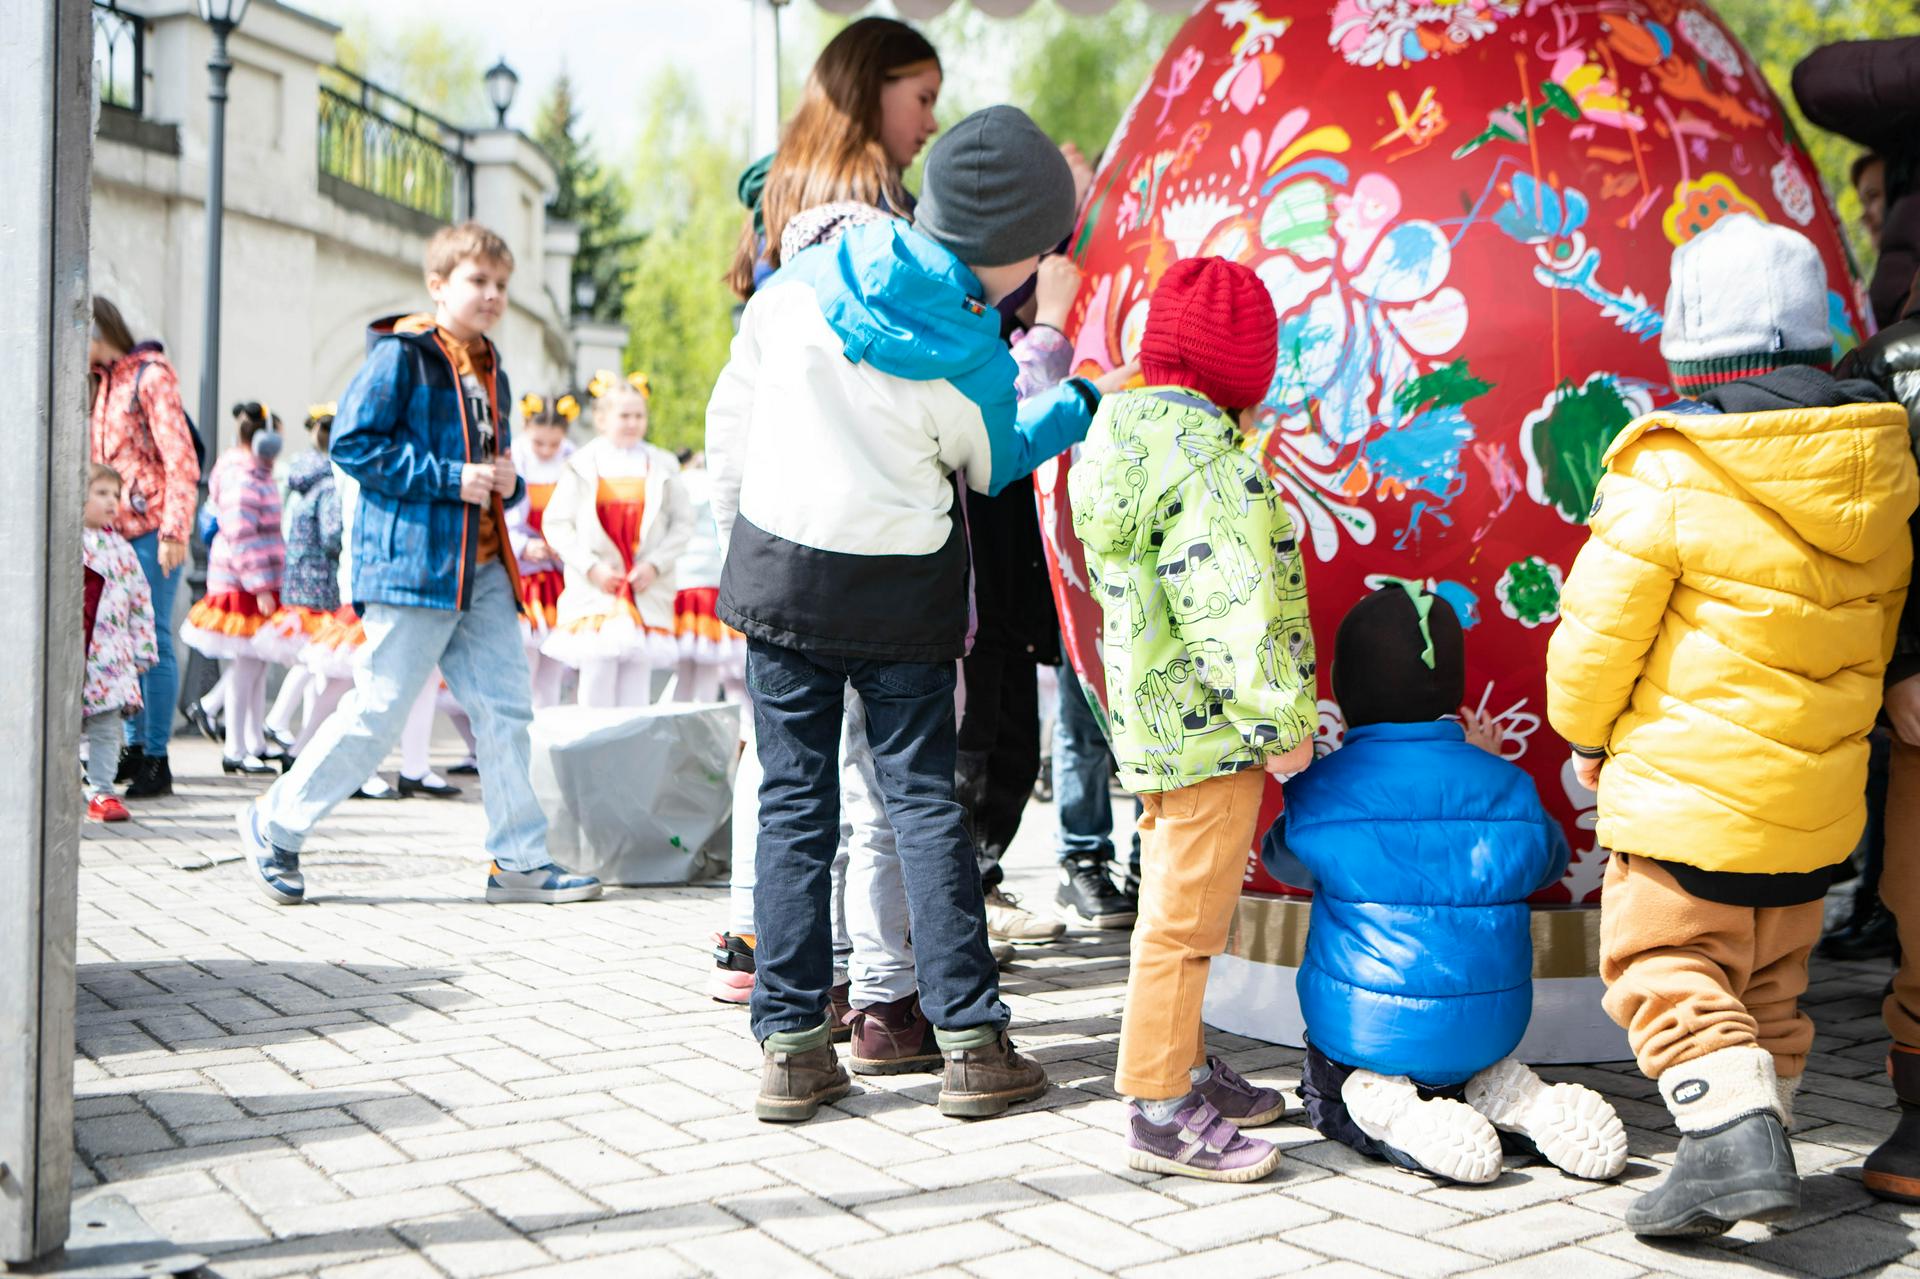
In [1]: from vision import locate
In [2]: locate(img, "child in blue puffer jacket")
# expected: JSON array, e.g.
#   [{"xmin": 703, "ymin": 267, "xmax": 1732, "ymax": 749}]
[{"xmin": 1273, "ymin": 580, "xmax": 1628, "ymax": 1185}]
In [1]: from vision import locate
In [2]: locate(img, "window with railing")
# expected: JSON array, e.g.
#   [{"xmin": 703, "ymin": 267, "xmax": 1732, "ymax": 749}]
[
  {"xmin": 93, "ymin": 1, "xmax": 144, "ymax": 114},
  {"xmin": 317, "ymin": 67, "xmax": 473, "ymax": 222}
]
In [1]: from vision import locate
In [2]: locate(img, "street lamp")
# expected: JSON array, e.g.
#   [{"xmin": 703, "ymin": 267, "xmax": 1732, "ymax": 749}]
[
  {"xmin": 196, "ymin": 0, "xmax": 250, "ymax": 448},
  {"xmin": 573, "ymin": 274, "xmax": 597, "ymax": 318},
  {"xmin": 484, "ymin": 57, "xmax": 518, "ymax": 128}
]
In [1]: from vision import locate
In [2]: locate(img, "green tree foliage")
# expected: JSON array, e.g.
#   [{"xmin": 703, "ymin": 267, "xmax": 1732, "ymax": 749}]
[
  {"xmin": 332, "ymin": 15, "xmax": 485, "ymax": 123},
  {"xmin": 1715, "ymin": 0, "xmax": 1915, "ymax": 267},
  {"xmin": 1004, "ymin": 5, "xmax": 1188, "ymax": 161},
  {"xmin": 621, "ymin": 70, "xmax": 745, "ymax": 454},
  {"xmin": 532, "ymin": 73, "xmax": 636, "ymax": 325}
]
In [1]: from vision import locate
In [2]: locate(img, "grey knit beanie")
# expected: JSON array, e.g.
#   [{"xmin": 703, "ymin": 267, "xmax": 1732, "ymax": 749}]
[
  {"xmin": 1660, "ymin": 214, "xmax": 1832, "ymax": 395},
  {"xmin": 915, "ymin": 106, "xmax": 1075, "ymax": 268}
]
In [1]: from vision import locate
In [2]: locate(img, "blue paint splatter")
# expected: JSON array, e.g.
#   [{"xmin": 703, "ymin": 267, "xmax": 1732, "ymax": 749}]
[{"xmin": 1433, "ymin": 579, "xmax": 1481, "ymax": 629}]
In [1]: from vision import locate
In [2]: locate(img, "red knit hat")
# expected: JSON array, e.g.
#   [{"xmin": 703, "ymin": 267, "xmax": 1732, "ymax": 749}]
[{"xmin": 1139, "ymin": 256, "xmax": 1279, "ymax": 411}]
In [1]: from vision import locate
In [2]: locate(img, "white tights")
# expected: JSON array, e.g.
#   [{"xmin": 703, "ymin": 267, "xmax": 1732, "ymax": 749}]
[
  {"xmin": 674, "ymin": 657, "xmax": 721, "ymax": 704},
  {"xmin": 223, "ymin": 657, "xmax": 269, "ymax": 759},
  {"xmin": 577, "ymin": 656, "xmax": 653, "ymax": 708},
  {"xmin": 526, "ymin": 640, "xmax": 568, "ymax": 710},
  {"xmin": 265, "ymin": 664, "xmax": 314, "ymax": 740}
]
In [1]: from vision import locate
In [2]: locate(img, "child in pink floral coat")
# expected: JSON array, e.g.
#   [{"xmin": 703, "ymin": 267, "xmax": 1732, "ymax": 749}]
[{"xmin": 84, "ymin": 464, "xmax": 157, "ymax": 821}]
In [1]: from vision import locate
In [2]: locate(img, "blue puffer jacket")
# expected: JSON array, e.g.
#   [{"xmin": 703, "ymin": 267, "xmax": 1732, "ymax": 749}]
[
  {"xmin": 331, "ymin": 316, "xmax": 524, "ymax": 612},
  {"xmin": 1277, "ymin": 721, "xmax": 1570, "ymax": 1086}
]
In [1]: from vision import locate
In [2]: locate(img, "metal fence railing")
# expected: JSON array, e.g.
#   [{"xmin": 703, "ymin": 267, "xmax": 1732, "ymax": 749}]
[
  {"xmin": 316, "ymin": 66, "xmax": 473, "ymax": 221},
  {"xmin": 92, "ymin": 1, "xmax": 143, "ymax": 114}
]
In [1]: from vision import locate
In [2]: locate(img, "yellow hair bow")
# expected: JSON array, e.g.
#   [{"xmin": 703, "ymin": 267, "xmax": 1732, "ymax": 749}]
[
  {"xmin": 587, "ymin": 369, "xmax": 618, "ymax": 400},
  {"xmin": 555, "ymin": 394, "xmax": 580, "ymax": 422},
  {"xmin": 627, "ymin": 371, "xmax": 652, "ymax": 400},
  {"xmin": 520, "ymin": 393, "xmax": 545, "ymax": 419},
  {"xmin": 307, "ymin": 401, "xmax": 336, "ymax": 421}
]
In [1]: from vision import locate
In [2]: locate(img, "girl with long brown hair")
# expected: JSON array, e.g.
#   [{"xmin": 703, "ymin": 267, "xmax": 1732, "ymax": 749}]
[{"xmin": 727, "ymin": 17, "xmax": 942, "ymax": 299}]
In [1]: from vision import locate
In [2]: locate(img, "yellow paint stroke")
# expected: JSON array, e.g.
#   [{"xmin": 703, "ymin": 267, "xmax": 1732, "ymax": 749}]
[{"xmin": 1268, "ymin": 125, "xmax": 1352, "ymax": 176}]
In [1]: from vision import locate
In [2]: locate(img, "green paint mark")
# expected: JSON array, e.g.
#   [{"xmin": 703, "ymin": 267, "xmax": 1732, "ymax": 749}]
[
  {"xmin": 1499, "ymin": 556, "xmax": 1562, "ymax": 628},
  {"xmin": 1530, "ymin": 377, "xmax": 1635, "ymax": 524},
  {"xmin": 1394, "ymin": 359, "xmax": 1492, "ymax": 416}
]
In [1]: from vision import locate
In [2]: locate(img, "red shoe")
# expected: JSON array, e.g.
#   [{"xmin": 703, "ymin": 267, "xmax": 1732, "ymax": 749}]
[{"xmin": 88, "ymin": 794, "xmax": 130, "ymax": 823}]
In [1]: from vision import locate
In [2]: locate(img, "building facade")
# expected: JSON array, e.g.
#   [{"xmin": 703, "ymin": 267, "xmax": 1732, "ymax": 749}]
[{"xmin": 90, "ymin": 0, "xmax": 590, "ymax": 454}]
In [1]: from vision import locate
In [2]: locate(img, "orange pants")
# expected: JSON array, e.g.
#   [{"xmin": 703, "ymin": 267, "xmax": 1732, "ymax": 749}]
[
  {"xmin": 1884, "ymin": 739, "xmax": 1920, "ymax": 1047},
  {"xmin": 1599, "ymin": 851, "xmax": 1823, "ymax": 1081},
  {"xmin": 1115, "ymin": 768, "xmax": 1266, "ymax": 1101}
]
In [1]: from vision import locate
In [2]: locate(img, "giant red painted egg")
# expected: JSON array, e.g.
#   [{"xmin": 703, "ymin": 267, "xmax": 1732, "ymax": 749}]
[{"xmin": 1039, "ymin": 0, "xmax": 1868, "ymax": 904}]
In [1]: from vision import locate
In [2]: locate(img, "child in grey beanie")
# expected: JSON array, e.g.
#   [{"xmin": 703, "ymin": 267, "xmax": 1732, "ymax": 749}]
[{"xmin": 915, "ymin": 104, "xmax": 1077, "ymax": 268}]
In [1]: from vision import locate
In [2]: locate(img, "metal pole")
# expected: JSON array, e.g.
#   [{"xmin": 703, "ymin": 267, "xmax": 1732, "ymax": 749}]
[
  {"xmin": 198, "ymin": 20, "xmax": 232, "ymax": 437},
  {"xmin": 0, "ymin": 0, "xmax": 90, "ymax": 1263},
  {"xmin": 750, "ymin": 0, "xmax": 783, "ymax": 159}
]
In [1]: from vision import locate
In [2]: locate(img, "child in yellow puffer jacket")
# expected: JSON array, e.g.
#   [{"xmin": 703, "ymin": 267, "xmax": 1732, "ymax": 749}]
[{"xmin": 1547, "ymin": 214, "xmax": 1919, "ymax": 1238}]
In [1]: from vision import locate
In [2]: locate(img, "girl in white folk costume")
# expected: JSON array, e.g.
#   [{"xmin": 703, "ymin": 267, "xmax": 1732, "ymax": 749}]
[
  {"xmin": 542, "ymin": 372, "xmax": 691, "ymax": 708},
  {"xmin": 506, "ymin": 392, "xmax": 579, "ymax": 709}
]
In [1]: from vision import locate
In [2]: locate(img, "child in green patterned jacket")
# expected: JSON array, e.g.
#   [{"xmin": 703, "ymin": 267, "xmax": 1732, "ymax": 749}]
[{"xmin": 1068, "ymin": 256, "xmax": 1316, "ymax": 1182}]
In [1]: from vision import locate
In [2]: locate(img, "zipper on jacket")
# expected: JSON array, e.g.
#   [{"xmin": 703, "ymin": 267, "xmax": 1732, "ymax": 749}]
[{"xmin": 428, "ymin": 331, "xmax": 476, "ymax": 611}]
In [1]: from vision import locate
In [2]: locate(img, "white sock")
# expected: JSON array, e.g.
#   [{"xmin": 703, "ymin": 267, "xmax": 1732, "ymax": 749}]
[
  {"xmin": 1658, "ymin": 1045, "xmax": 1780, "ymax": 1133},
  {"xmin": 1134, "ymin": 1095, "xmax": 1186, "ymax": 1124},
  {"xmin": 1190, "ymin": 1064, "xmax": 1211, "ymax": 1085}
]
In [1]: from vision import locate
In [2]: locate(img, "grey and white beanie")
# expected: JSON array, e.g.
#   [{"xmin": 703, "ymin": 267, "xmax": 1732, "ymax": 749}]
[{"xmin": 1660, "ymin": 213, "xmax": 1833, "ymax": 395}]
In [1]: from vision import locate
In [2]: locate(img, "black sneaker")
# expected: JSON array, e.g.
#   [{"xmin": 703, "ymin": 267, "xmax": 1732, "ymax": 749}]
[
  {"xmin": 1056, "ymin": 858, "xmax": 1138, "ymax": 929},
  {"xmin": 124, "ymin": 753, "xmax": 173, "ymax": 799},
  {"xmin": 114, "ymin": 744, "xmax": 145, "ymax": 786}
]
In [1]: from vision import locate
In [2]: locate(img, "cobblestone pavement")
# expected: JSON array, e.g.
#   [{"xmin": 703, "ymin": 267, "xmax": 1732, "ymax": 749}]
[{"xmin": 59, "ymin": 737, "xmax": 1920, "ymax": 1278}]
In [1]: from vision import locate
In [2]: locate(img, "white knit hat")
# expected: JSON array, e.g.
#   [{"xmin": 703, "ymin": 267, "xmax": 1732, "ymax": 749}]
[{"xmin": 1660, "ymin": 214, "xmax": 1832, "ymax": 395}]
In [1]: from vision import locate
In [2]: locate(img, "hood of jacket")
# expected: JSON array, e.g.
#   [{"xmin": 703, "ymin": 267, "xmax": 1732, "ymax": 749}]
[
  {"xmin": 286, "ymin": 449, "xmax": 332, "ymax": 494},
  {"xmin": 1075, "ymin": 387, "xmax": 1242, "ymax": 559},
  {"xmin": 778, "ymin": 218, "xmax": 1003, "ymax": 385},
  {"xmin": 1605, "ymin": 366, "xmax": 1912, "ymax": 564}
]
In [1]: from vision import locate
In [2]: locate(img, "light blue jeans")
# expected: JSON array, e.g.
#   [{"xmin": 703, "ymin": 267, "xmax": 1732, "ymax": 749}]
[
  {"xmin": 125, "ymin": 530, "xmax": 181, "ymax": 755},
  {"xmin": 259, "ymin": 560, "xmax": 547, "ymax": 871}
]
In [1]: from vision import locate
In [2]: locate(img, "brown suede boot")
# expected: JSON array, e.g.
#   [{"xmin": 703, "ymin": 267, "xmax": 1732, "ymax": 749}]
[
  {"xmin": 849, "ymin": 994, "xmax": 941, "ymax": 1076},
  {"xmin": 937, "ymin": 1030, "xmax": 1049, "ymax": 1118},
  {"xmin": 1865, "ymin": 1044, "xmax": 1920, "ymax": 1202},
  {"xmin": 828, "ymin": 982, "xmax": 853, "ymax": 1044},
  {"xmin": 755, "ymin": 1035, "xmax": 852, "ymax": 1123}
]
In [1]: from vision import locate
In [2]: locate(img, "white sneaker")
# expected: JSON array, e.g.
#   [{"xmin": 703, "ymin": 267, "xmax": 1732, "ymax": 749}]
[
  {"xmin": 1466, "ymin": 1056, "xmax": 1629, "ymax": 1181},
  {"xmin": 984, "ymin": 888, "xmax": 1065, "ymax": 943},
  {"xmin": 1342, "ymin": 1068, "xmax": 1504, "ymax": 1184}
]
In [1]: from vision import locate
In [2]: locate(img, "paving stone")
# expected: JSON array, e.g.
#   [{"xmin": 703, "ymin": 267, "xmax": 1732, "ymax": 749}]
[
  {"xmin": 67, "ymin": 747, "xmax": 1913, "ymax": 1278},
  {"xmin": 1281, "ymin": 1222, "xmax": 1481, "ymax": 1279},
  {"xmin": 1119, "ymin": 1239, "xmax": 1323, "ymax": 1279}
]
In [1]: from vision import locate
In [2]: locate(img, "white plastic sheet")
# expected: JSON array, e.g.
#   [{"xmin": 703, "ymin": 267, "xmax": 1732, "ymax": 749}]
[{"xmin": 530, "ymin": 703, "xmax": 740, "ymax": 886}]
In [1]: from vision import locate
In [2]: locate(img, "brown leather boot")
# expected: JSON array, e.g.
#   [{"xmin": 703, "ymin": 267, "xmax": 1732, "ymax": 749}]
[
  {"xmin": 1865, "ymin": 1044, "xmax": 1920, "ymax": 1202},
  {"xmin": 848, "ymin": 994, "xmax": 941, "ymax": 1076},
  {"xmin": 938, "ymin": 1030, "xmax": 1049, "ymax": 1118},
  {"xmin": 828, "ymin": 982, "xmax": 853, "ymax": 1044},
  {"xmin": 755, "ymin": 1037, "xmax": 852, "ymax": 1123}
]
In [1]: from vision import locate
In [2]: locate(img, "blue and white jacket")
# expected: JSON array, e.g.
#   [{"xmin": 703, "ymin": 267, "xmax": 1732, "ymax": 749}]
[
  {"xmin": 1276, "ymin": 721, "xmax": 1570, "ymax": 1086},
  {"xmin": 705, "ymin": 218, "xmax": 1099, "ymax": 663}
]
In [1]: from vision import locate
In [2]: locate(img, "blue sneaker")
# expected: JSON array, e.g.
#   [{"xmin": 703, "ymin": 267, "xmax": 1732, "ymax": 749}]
[
  {"xmin": 238, "ymin": 803, "xmax": 304, "ymax": 905},
  {"xmin": 484, "ymin": 862, "xmax": 603, "ymax": 904}
]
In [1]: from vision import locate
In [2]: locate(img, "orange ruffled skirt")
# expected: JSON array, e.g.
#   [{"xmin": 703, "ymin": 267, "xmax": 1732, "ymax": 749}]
[{"xmin": 181, "ymin": 590, "xmax": 271, "ymax": 660}]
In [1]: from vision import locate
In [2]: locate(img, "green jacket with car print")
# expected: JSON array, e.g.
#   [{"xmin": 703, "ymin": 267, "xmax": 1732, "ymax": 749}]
[{"xmin": 1068, "ymin": 386, "xmax": 1317, "ymax": 794}]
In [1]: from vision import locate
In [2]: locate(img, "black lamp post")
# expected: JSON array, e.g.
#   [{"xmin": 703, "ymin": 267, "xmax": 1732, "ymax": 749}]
[
  {"xmin": 196, "ymin": 0, "xmax": 250, "ymax": 444},
  {"xmin": 573, "ymin": 274, "xmax": 597, "ymax": 319},
  {"xmin": 484, "ymin": 56, "xmax": 518, "ymax": 128}
]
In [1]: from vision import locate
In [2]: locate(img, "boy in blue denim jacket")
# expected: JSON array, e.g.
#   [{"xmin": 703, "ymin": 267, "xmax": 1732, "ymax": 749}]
[{"xmin": 239, "ymin": 222, "xmax": 600, "ymax": 906}]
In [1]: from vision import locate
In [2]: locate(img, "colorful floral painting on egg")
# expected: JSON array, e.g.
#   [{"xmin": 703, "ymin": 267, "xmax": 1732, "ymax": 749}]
[{"xmin": 1035, "ymin": 0, "xmax": 1868, "ymax": 903}]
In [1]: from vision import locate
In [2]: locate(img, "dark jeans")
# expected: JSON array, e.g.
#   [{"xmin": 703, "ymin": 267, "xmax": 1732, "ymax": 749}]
[
  {"xmin": 1053, "ymin": 665, "xmax": 1143, "ymax": 884},
  {"xmin": 126, "ymin": 530, "xmax": 181, "ymax": 755},
  {"xmin": 746, "ymin": 638, "xmax": 1008, "ymax": 1042},
  {"xmin": 956, "ymin": 646, "xmax": 1040, "ymax": 890}
]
